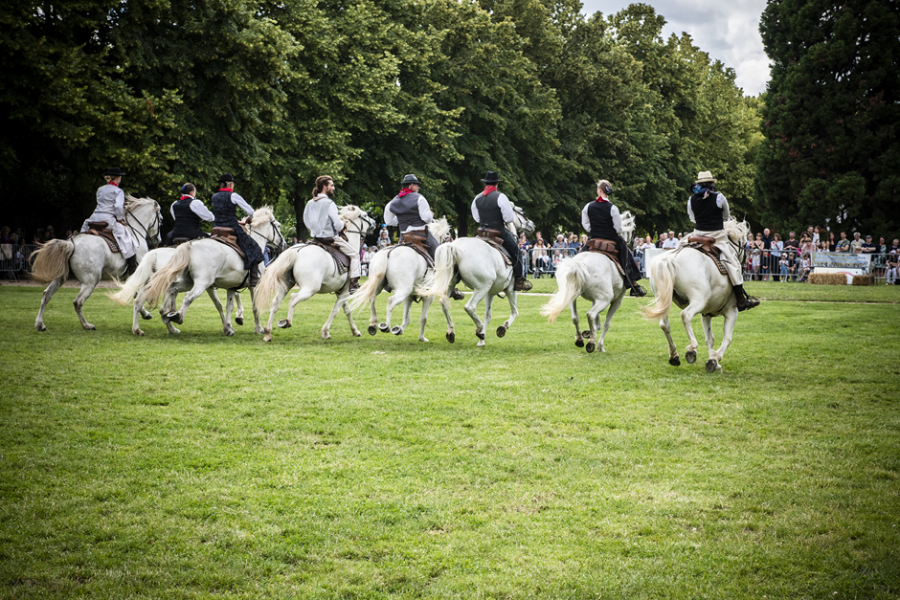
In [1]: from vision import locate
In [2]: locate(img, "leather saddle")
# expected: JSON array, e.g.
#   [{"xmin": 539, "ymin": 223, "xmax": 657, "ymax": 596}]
[
  {"xmin": 399, "ymin": 230, "xmax": 434, "ymax": 268},
  {"xmin": 85, "ymin": 221, "xmax": 121, "ymax": 253},
  {"xmin": 312, "ymin": 237, "xmax": 350, "ymax": 274},
  {"xmin": 681, "ymin": 236, "xmax": 727, "ymax": 276},
  {"xmin": 586, "ymin": 238, "xmax": 624, "ymax": 276},
  {"xmin": 475, "ymin": 227, "xmax": 513, "ymax": 266},
  {"xmin": 210, "ymin": 227, "xmax": 245, "ymax": 260}
]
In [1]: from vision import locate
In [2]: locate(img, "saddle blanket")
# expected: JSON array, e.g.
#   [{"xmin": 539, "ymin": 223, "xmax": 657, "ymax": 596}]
[
  {"xmin": 675, "ymin": 242, "xmax": 728, "ymax": 276},
  {"xmin": 475, "ymin": 229, "xmax": 513, "ymax": 267}
]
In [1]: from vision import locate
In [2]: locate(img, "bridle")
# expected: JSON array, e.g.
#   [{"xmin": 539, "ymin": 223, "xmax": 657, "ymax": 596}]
[
  {"xmin": 342, "ymin": 212, "xmax": 376, "ymax": 237},
  {"xmin": 125, "ymin": 203, "xmax": 163, "ymax": 248},
  {"xmin": 250, "ymin": 218, "xmax": 287, "ymax": 260}
]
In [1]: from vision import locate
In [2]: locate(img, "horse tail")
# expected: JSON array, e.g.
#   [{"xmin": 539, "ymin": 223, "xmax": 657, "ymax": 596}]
[
  {"xmin": 540, "ymin": 258, "xmax": 585, "ymax": 322},
  {"xmin": 108, "ymin": 250, "xmax": 159, "ymax": 306},
  {"xmin": 30, "ymin": 239, "xmax": 75, "ymax": 284},
  {"xmin": 416, "ymin": 241, "xmax": 458, "ymax": 299},
  {"xmin": 348, "ymin": 249, "xmax": 389, "ymax": 313},
  {"xmin": 642, "ymin": 254, "xmax": 674, "ymax": 321},
  {"xmin": 143, "ymin": 244, "xmax": 192, "ymax": 307},
  {"xmin": 253, "ymin": 248, "xmax": 298, "ymax": 315}
]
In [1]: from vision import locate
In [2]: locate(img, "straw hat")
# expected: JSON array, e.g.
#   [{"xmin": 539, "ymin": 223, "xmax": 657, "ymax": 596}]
[{"xmin": 695, "ymin": 171, "xmax": 717, "ymax": 184}]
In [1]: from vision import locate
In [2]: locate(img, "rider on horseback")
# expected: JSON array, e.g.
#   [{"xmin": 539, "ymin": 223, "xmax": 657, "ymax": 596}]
[
  {"xmin": 211, "ymin": 173, "xmax": 265, "ymax": 287},
  {"xmin": 581, "ymin": 179, "xmax": 647, "ymax": 297},
  {"xmin": 81, "ymin": 167, "xmax": 138, "ymax": 276},
  {"xmin": 304, "ymin": 175, "xmax": 362, "ymax": 293},
  {"xmin": 471, "ymin": 171, "xmax": 533, "ymax": 292},
  {"xmin": 167, "ymin": 183, "xmax": 213, "ymax": 245},
  {"xmin": 685, "ymin": 171, "xmax": 759, "ymax": 311},
  {"xmin": 385, "ymin": 174, "xmax": 464, "ymax": 300}
]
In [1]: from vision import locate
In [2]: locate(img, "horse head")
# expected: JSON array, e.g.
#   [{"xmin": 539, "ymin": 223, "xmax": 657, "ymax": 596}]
[
  {"xmin": 510, "ymin": 203, "xmax": 535, "ymax": 234},
  {"xmin": 620, "ymin": 210, "xmax": 636, "ymax": 244},
  {"xmin": 339, "ymin": 205, "xmax": 375, "ymax": 237},
  {"xmin": 248, "ymin": 206, "xmax": 287, "ymax": 258},
  {"xmin": 430, "ymin": 217, "xmax": 452, "ymax": 243},
  {"xmin": 724, "ymin": 218, "xmax": 751, "ymax": 263},
  {"xmin": 125, "ymin": 195, "xmax": 163, "ymax": 247}
]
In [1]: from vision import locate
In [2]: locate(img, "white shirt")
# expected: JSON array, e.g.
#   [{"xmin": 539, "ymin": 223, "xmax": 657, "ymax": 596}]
[
  {"xmin": 580, "ymin": 200, "xmax": 622, "ymax": 235},
  {"xmin": 303, "ymin": 193, "xmax": 344, "ymax": 238},
  {"xmin": 229, "ymin": 192, "xmax": 254, "ymax": 217},
  {"xmin": 687, "ymin": 191, "xmax": 730, "ymax": 224},
  {"xmin": 471, "ymin": 191, "xmax": 515, "ymax": 224},
  {"xmin": 384, "ymin": 194, "xmax": 434, "ymax": 232},
  {"xmin": 170, "ymin": 197, "xmax": 215, "ymax": 222},
  {"xmin": 662, "ymin": 237, "xmax": 679, "ymax": 249}
]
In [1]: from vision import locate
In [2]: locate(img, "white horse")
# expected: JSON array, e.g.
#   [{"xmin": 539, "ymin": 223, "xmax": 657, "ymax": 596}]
[
  {"xmin": 540, "ymin": 211, "xmax": 636, "ymax": 353},
  {"xmin": 642, "ymin": 218, "xmax": 750, "ymax": 373},
  {"xmin": 108, "ymin": 247, "xmax": 247, "ymax": 336},
  {"xmin": 254, "ymin": 206, "xmax": 376, "ymax": 342},
  {"xmin": 347, "ymin": 218, "xmax": 453, "ymax": 342},
  {"xmin": 31, "ymin": 196, "xmax": 162, "ymax": 331},
  {"xmin": 142, "ymin": 207, "xmax": 285, "ymax": 335},
  {"xmin": 417, "ymin": 205, "xmax": 534, "ymax": 347}
]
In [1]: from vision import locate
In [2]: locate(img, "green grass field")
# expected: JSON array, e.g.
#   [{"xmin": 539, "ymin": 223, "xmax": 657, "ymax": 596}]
[{"xmin": 1, "ymin": 281, "xmax": 898, "ymax": 599}]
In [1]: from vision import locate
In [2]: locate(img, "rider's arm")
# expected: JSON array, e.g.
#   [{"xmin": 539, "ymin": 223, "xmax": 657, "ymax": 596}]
[
  {"xmin": 114, "ymin": 188, "xmax": 126, "ymax": 219},
  {"xmin": 190, "ymin": 199, "xmax": 215, "ymax": 222},
  {"xmin": 611, "ymin": 204, "xmax": 623, "ymax": 235},
  {"xmin": 498, "ymin": 193, "xmax": 515, "ymax": 223},
  {"xmin": 687, "ymin": 198, "xmax": 696, "ymax": 223},
  {"xmin": 231, "ymin": 192, "xmax": 255, "ymax": 218},
  {"xmin": 717, "ymin": 193, "xmax": 731, "ymax": 220},
  {"xmin": 170, "ymin": 203, "xmax": 177, "ymax": 221},
  {"xmin": 581, "ymin": 204, "xmax": 591, "ymax": 234},
  {"xmin": 328, "ymin": 202, "xmax": 345, "ymax": 233},
  {"xmin": 417, "ymin": 195, "xmax": 434, "ymax": 223},
  {"xmin": 384, "ymin": 201, "xmax": 399, "ymax": 227},
  {"xmin": 471, "ymin": 198, "xmax": 480, "ymax": 224}
]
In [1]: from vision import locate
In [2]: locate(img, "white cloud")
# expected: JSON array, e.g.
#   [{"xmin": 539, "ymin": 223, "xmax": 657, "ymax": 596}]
[{"xmin": 579, "ymin": 0, "xmax": 771, "ymax": 96}]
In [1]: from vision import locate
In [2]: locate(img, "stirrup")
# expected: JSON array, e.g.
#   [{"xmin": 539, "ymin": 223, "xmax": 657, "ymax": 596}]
[{"xmin": 514, "ymin": 277, "xmax": 533, "ymax": 292}]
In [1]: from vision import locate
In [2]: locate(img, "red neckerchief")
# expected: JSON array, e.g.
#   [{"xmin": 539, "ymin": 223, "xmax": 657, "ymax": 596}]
[
  {"xmin": 595, "ymin": 196, "xmax": 609, "ymax": 203},
  {"xmin": 483, "ymin": 185, "xmax": 498, "ymax": 195},
  {"xmin": 180, "ymin": 195, "xmax": 193, "ymax": 201},
  {"xmin": 397, "ymin": 188, "xmax": 413, "ymax": 197},
  {"xmin": 219, "ymin": 187, "xmax": 233, "ymax": 192},
  {"xmin": 108, "ymin": 181, "xmax": 119, "ymax": 187}
]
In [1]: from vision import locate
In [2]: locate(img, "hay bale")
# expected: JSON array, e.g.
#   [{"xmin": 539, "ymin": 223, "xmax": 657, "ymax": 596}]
[
  {"xmin": 808, "ymin": 272, "xmax": 847, "ymax": 285},
  {"xmin": 852, "ymin": 274, "xmax": 874, "ymax": 286}
]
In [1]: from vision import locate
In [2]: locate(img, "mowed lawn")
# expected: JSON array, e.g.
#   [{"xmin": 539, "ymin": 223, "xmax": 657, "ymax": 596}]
[{"xmin": 1, "ymin": 281, "xmax": 898, "ymax": 599}]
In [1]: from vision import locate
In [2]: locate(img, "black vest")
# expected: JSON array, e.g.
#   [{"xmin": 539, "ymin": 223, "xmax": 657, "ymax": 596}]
[
  {"xmin": 171, "ymin": 198, "xmax": 203, "ymax": 238},
  {"xmin": 690, "ymin": 192, "xmax": 724, "ymax": 231},
  {"xmin": 475, "ymin": 191, "xmax": 504, "ymax": 229},
  {"xmin": 390, "ymin": 192, "xmax": 427, "ymax": 232},
  {"xmin": 212, "ymin": 190, "xmax": 238, "ymax": 226},
  {"xmin": 586, "ymin": 201, "xmax": 618, "ymax": 240}
]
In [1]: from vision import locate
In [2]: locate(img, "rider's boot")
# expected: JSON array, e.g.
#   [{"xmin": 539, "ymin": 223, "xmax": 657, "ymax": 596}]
[
  {"xmin": 514, "ymin": 277, "xmax": 533, "ymax": 292},
  {"xmin": 629, "ymin": 283, "xmax": 647, "ymax": 297},
  {"xmin": 124, "ymin": 255, "xmax": 138, "ymax": 278},
  {"xmin": 450, "ymin": 288, "xmax": 465, "ymax": 300},
  {"xmin": 733, "ymin": 284, "xmax": 760, "ymax": 311},
  {"xmin": 349, "ymin": 277, "xmax": 360, "ymax": 294},
  {"xmin": 248, "ymin": 264, "xmax": 262, "ymax": 287}
]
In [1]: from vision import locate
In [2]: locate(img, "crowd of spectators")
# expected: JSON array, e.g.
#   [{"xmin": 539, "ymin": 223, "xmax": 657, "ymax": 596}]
[{"xmin": 1, "ymin": 225, "xmax": 58, "ymax": 279}]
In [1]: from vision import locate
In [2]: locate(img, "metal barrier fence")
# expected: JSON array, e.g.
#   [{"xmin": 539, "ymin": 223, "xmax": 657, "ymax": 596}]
[{"xmin": 0, "ymin": 244, "xmax": 39, "ymax": 279}]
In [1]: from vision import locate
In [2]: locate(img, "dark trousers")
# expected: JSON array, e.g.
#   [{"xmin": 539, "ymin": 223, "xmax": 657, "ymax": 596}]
[
  {"xmin": 499, "ymin": 228, "xmax": 523, "ymax": 278},
  {"xmin": 217, "ymin": 219, "xmax": 264, "ymax": 271}
]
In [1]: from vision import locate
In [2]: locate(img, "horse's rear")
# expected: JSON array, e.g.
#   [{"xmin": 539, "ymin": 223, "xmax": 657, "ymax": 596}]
[{"xmin": 644, "ymin": 248, "xmax": 737, "ymax": 372}]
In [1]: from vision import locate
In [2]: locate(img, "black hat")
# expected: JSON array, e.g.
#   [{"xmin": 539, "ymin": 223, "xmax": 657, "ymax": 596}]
[
  {"xmin": 401, "ymin": 174, "xmax": 422, "ymax": 186},
  {"xmin": 480, "ymin": 171, "xmax": 502, "ymax": 184},
  {"xmin": 105, "ymin": 167, "xmax": 126, "ymax": 177},
  {"xmin": 217, "ymin": 173, "xmax": 236, "ymax": 183}
]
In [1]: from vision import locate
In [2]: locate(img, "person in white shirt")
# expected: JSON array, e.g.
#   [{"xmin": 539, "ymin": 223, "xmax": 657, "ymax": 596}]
[
  {"xmin": 81, "ymin": 167, "xmax": 138, "ymax": 275},
  {"xmin": 167, "ymin": 183, "xmax": 214, "ymax": 245},
  {"xmin": 662, "ymin": 230, "xmax": 679, "ymax": 250},
  {"xmin": 303, "ymin": 175, "xmax": 361, "ymax": 293}
]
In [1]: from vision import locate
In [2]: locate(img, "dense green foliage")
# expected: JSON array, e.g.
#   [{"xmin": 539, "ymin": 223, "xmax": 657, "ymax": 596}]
[
  {"xmin": 0, "ymin": 0, "xmax": 760, "ymax": 238},
  {"xmin": 758, "ymin": 0, "xmax": 900, "ymax": 239}
]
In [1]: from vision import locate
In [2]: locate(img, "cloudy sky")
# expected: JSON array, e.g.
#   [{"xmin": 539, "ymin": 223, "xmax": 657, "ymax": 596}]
[{"xmin": 580, "ymin": 0, "xmax": 771, "ymax": 96}]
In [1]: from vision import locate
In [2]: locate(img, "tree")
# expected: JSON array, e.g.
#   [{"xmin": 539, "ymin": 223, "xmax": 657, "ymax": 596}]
[{"xmin": 758, "ymin": 0, "xmax": 900, "ymax": 238}]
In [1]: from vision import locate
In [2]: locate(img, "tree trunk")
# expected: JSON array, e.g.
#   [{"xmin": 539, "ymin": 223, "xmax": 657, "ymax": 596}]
[{"xmin": 293, "ymin": 197, "xmax": 308, "ymax": 242}]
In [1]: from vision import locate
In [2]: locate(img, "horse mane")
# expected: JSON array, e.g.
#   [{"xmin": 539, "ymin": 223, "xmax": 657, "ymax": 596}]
[
  {"xmin": 250, "ymin": 205, "xmax": 275, "ymax": 230},
  {"xmin": 339, "ymin": 204, "xmax": 362, "ymax": 221},
  {"xmin": 620, "ymin": 210, "xmax": 636, "ymax": 243},
  {"xmin": 431, "ymin": 217, "xmax": 451, "ymax": 242},
  {"xmin": 724, "ymin": 218, "xmax": 750, "ymax": 245},
  {"xmin": 125, "ymin": 195, "xmax": 159, "ymax": 212}
]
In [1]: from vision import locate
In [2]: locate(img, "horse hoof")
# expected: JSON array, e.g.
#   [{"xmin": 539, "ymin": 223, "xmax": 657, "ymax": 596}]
[
  {"xmin": 277, "ymin": 319, "xmax": 291, "ymax": 329},
  {"xmin": 36, "ymin": 324, "xmax": 46, "ymax": 332},
  {"xmin": 84, "ymin": 324, "xmax": 96, "ymax": 331},
  {"xmin": 264, "ymin": 334, "xmax": 272, "ymax": 342},
  {"xmin": 379, "ymin": 323, "xmax": 389, "ymax": 332},
  {"xmin": 496, "ymin": 326, "xmax": 506, "ymax": 338},
  {"xmin": 476, "ymin": 331, "xmax": 485, "ymax": 341},
  {"xmin": 575, "ymin": 339, "xmax": 584, "ymax": 347},
  {"xmin": 706, "ymin": 359, "xmax": 719, "ymax": 373},
  {"xmin": 582, "ymin": 330, "xmax": 591, "ymax": 338},
  {"xmin": 141, "ymin": 313, "xmax": 153, "ymax": 321},
  {"xmin": 669, "ymin": 356, "xmax": 681, "ymax": 366},
  {"xmin": 586, "ymin": 342, "xmax": 595, "ymax": 353},
  {"xmin": 134, "ymin": 330, "xmax": 144, "ymax": 337},
  {"xmin": 446, "ymin": 332, "xmax": 455, "ymax": 344},
  {"xmin": 368, "ymin": 325, "xmax": 377, "ymax": 336},
  {"xmin": 235, "ymin": 317, "xmax": 244, "ymax": 326},
  {"xmin": 391, "ymin": 327, "xmax": 402, "ymax": 335},
  {"xmin": 353, "ymin": 331, "xmax": 361, "ymax": 337},
  {"xmin": 225, "ymin": 329, "xmax": 235, "ymax": 337}
]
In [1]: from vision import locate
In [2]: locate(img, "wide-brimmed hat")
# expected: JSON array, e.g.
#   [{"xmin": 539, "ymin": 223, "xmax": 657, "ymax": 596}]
[
  {"xmin": 105, "ymin": 167, "xmax": 126, "ymax": 177},
  {"xmin": 695, "ymin": 171, "xmax": 717, "ymax": 184},
  {"xmin": 217, "ymin": 173, "xmax": 236, "ymax": 183},
  {"xmin": 401, "ymin": 174, "xmax": 422, "ymax": 186},
  {"xmin": 481, "ymin": 171, "xmax": 502, "ymax": 184}
]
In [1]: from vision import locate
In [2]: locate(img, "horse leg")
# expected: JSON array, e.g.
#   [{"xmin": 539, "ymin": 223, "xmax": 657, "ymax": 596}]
[
  {"xmin": 571, "ymin": 298, "xmax": 584, "ymax": 347},
  {"xmin": 595, "ymin": 293, "xmax": 625, "ymax": 353},
  {"xmin": 382, "ymin": 292, "xmax": 401, "ymax": 333},
  {"xmin": 73, "ymin": 278, "xmax": 100, "ymax": 330},
  {"xmin": 584, "ymin": 298, "xmax": 604, "ymax": 353},
  {"xmin": 212, "ymin": 289, "xmax": 234, "ymax": 336},
  {"xmin": 439, "ymin": 296, "xmax": 455, "ymax": 343},
  {"xmin": 262, "ymin": 285, "xmax": 294, "ymax": 342},
  {"xmin": 175, "ymin": 284, "xmax": 207, "ymax": 327},
  {"xmin": 341, "ymin": 296, "xmax": 361, "ymax": 337},
  {"xmin": 234, "ymin": 292, "xmax": 244, "ymax": 326},
  {"xmin": 706, "ymin": 309, "xmax": 735, "ymax": 373},
  {"xmin": 680, "ymin": 303, "xmax": 702, "ymax": 364},
  {"xmin": 249, "ymin": 288, "xmax": 263, "ymax": 334},
  {"xmin": 367, "ymin": 295, "xmax": 380, "ymax": 336},
  {"xmin": 320, "ymin": 293, "xmax": 348, "ymax": 340},
  {"xmin": 392, "ymin": 295, "xmax": 413, "ymax": 336},
  {"xmin": 418, "ymin": 295, "xmax": 434, "ymax": 342},
  {"xmin": 660, "ymin": 316, "xmax": 680, "ymax": 366},
  {"xmin": 464, "ymin": 288, "xmax": 489, "ymax": 346},
  {"xmin": 35, "ymin": 278, "xmax": 64, "ymax": 331},
  {"xmin": 496, "ymin": 290, "xmax": 518, "ymax": 338},
  {"xmin": 138, "ymin": 307, "xmax": 153, "ymax": 320}
]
